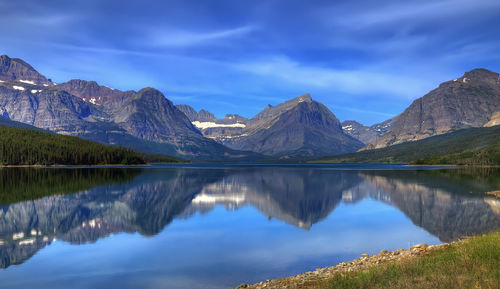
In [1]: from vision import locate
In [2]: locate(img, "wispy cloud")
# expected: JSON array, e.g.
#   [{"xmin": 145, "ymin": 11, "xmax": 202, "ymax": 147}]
[
  {"xmin": 332, "ymin": 0, "xmax": 500, "ymax": 28},
  {"xmin": 145, "ymin": 25, "xmax": 256, "ymax": 48},
  {"xmin": 233, "ymin": 56, "xmax": 429, "ymax": 99}
]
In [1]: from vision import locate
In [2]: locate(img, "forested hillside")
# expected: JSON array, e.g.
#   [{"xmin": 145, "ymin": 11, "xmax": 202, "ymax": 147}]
[
  {"xmin": 0, "ymin": 126, "xmax": 145, "ymax": 165},
  {"xmin": 314, "ymin": 125, "xmax": 500, "ymax": 165}
]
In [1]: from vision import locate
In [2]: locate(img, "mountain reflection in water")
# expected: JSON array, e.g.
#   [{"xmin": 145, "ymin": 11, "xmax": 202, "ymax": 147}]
[{"xmin": 0, "ymin": 166, "xmax": 498, "ymax": 272}]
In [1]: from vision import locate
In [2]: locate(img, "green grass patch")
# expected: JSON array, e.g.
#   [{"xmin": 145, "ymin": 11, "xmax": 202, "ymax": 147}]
[{"xmin": 320, "ymin": 231, "xmax": 500, "ymax": 289}]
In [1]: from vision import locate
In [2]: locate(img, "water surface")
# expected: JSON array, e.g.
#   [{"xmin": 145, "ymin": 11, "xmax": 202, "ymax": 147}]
[{"xmin": 0, "ymin": 164, "xmax": 498, "ymax": 289}]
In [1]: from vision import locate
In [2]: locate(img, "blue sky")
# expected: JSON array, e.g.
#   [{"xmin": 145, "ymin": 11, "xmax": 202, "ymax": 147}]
[{"xmin": 1, "ymin": 0, "xmax": 499, "ymax": 125}]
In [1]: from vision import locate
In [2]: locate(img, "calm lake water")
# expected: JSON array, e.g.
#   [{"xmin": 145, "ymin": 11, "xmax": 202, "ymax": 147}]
[{"xmin": 0, "ymin": 164, "xmax": 499, "ymax": 289}]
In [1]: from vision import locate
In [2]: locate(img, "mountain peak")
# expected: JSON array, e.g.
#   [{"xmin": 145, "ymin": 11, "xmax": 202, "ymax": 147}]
[
  {"xmin": 290, "ymin": 93, "xmax": 312, "ymax": 104},
  {"xmin": 462, "ymin": 68, "xmax": 499, "ymax": 81},
  {"xmin": 0, "ymin": 54, "xmax": 49, "ymax": 84},
  {"xmin": 366, "ymin": 68, "xmax": 500, "ymax": 149}
]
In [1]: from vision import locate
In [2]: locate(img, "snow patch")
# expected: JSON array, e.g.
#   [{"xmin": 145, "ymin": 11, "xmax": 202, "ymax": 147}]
[
  {"xmin": 31, "ymin": 89, "xmax": 42, "ymax": 94},
  {"xmin": 342, "ymin": 125, "xmax": 353, "ymax": 131},
  {"xmin": 192, "ymin": 121, "xmax": 246, "ymax": 129},
  {"xmin": 0, "ymin": 80, "xmax": 4, "ymax": 83},
  {"xmin": 43, "ymin": 84, "xmax": 49, "ymax": 87},
  {"xmin": 19, "ymin": 80, "xmax": 35, "ymax": 85},
  {"xmin": 13, "ymin": 86, "xmax": 25, "ymax": 91},
  {"xmin": 462, "ymin": 78, "xmax": 469, "ymax": 83},
  {"xmin": 89, "ymin": 98, "xmax": 97, "ymax": 104}
]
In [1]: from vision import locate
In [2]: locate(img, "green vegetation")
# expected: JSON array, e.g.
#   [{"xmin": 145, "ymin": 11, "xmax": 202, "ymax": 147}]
[
  {"xmin": 0, "ymin": 125, "xmax": 145, "ymax": 165},
  {"xmin": 314, "ymin": 126, "xmax": 500, "ymax": 165},
  {"xmin": 320, "ymin": 231, "xmax": 499, "ymax": 289},
  {"xmin": 138, "ymin": 152, "xmax": 188, "ymax": 163},
  {"xmin": 414, "ymin": 141, "xmax": 500, "ymax": 166},
  {"xmin": 0, "ymin": 167, "xmax": 141, "ymax": 204}
]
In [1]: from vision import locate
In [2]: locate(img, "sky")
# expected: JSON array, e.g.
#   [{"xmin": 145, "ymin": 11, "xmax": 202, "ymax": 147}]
[{"xmin": 1, "ymin": 0, "xmax": 499, "ymax": 125}]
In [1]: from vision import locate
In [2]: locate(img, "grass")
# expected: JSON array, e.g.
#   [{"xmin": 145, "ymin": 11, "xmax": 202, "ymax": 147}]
[{"xmin": 318, "ymin": 231, "xmax": 499, "ymax": 289}]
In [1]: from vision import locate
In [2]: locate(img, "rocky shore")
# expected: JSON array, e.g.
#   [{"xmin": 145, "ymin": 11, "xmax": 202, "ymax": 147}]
[{"xmin": 233, "ymin": 242, "xmax": 454, "ymax": 289}]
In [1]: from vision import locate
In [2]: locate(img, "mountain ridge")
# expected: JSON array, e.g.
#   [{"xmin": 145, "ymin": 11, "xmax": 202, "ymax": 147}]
[
  {"xmin": 364, "ymin": 68, "xmax": 500, "ymax": 150},
  {"xmin": 0, "ymin": 54, "xmax": 260, "ymax": 160}
]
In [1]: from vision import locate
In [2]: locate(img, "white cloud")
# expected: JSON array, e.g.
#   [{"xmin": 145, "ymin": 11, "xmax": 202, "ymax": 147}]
[
  {"xmin": 233, "ymin": 56, "xmax": 429, "ymax": 99},
  {"xmin": 146, "ymin": 25, "xmax": 256, "ymax": 48},
  {"xmin": 332, "ymin": 0, "xmax": 500, "ymax": 28}
]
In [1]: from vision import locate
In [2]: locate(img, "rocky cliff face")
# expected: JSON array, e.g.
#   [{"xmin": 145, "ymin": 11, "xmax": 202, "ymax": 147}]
[
  {"xmin": 366, "ymin": 69, "xmax": 500, "ymax": 149},
  {"xmin": 0, "ymin": 84, "xmax": 110, "ymax": 135},
  {"xmin": 112, "ymin": 88, "xmax": 201, "ymax": 141}
]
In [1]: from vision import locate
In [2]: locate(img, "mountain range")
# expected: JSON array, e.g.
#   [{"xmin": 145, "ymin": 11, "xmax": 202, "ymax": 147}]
[
  {"xmin": 179, "ymin": 94, "xmax": 364, "ymax": 158},
  {"xmin": 0, "ymin": 53, "xmax": 499, "ymax": 161}
]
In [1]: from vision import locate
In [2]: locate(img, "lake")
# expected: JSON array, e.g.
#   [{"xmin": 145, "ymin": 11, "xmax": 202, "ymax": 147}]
[{"xmin": 0, "ymin": 164, "xmax": 499, "ymax": 289}]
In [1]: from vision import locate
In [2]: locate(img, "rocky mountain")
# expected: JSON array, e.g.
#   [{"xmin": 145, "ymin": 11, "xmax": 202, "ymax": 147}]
[
  {"xmin": 176, "ymin": 104, "xmax": 216, "ymax": 122},
  {"xmin": 0, "ymin": 54, "xmax": 260, "ymax": 160},
  {"xmin": 365, "ymin": 69, "xmax": 500, "ymax": 150},
  {"xmin": 220, "ymin": 94, "xmax": 364, "ymax": 158},
  {"xmin": 341, "ymin": 116, "xmax": 398, "ymax": 145},
  {"xmin": 176, "ymin": 104, "xmax": 250, "ymax": 142},
  {"xmin": 55, "ymin": 79, "xmax": 135, "ymax": 106},
  {"xmin": 0, "ymin": 55, "xmax": 50, "ymax": 85},
  {"xmin": 179, "ymin": 94, "xmax": 364, "ymax": 158}
]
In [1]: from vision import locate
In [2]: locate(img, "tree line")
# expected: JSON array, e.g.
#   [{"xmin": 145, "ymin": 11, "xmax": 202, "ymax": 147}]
[{"xmin": 0, "ymin": 126, "xmax": 145, "ymax": 165}]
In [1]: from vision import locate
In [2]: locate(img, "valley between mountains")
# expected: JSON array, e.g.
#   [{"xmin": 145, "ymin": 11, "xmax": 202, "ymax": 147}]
[{"xmin": 1, "ymin": 54, "xmax": 499, "ymax": 162}]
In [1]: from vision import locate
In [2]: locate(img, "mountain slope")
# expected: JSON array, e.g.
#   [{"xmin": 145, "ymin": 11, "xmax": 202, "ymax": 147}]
[
  {"xmin": 314, "ymin": 125, "xmax": 500, "ymax": 164},
  {"xmin": 0, "ymin": 54, "xmax": 259, "ymax": 160},
  {"xmin": 366, "ymin": 69, "xmax": 500, "ymax": 149},
  {"xmin": 223, "ymin": 94, "xmax": 364, "ymax": 158}
]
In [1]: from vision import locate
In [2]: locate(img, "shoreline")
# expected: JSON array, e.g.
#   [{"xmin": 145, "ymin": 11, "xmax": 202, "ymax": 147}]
[
  {"xmin": 0, "ymin": 164, "xmax": 151, "ymax": 168},
  {"xmin": 0, "ymin": 162, "xmax": 189, "ymax": 168},
  {"xmin": 233, "ymin": 235, "xmax": 489, "ymax": 289}
]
